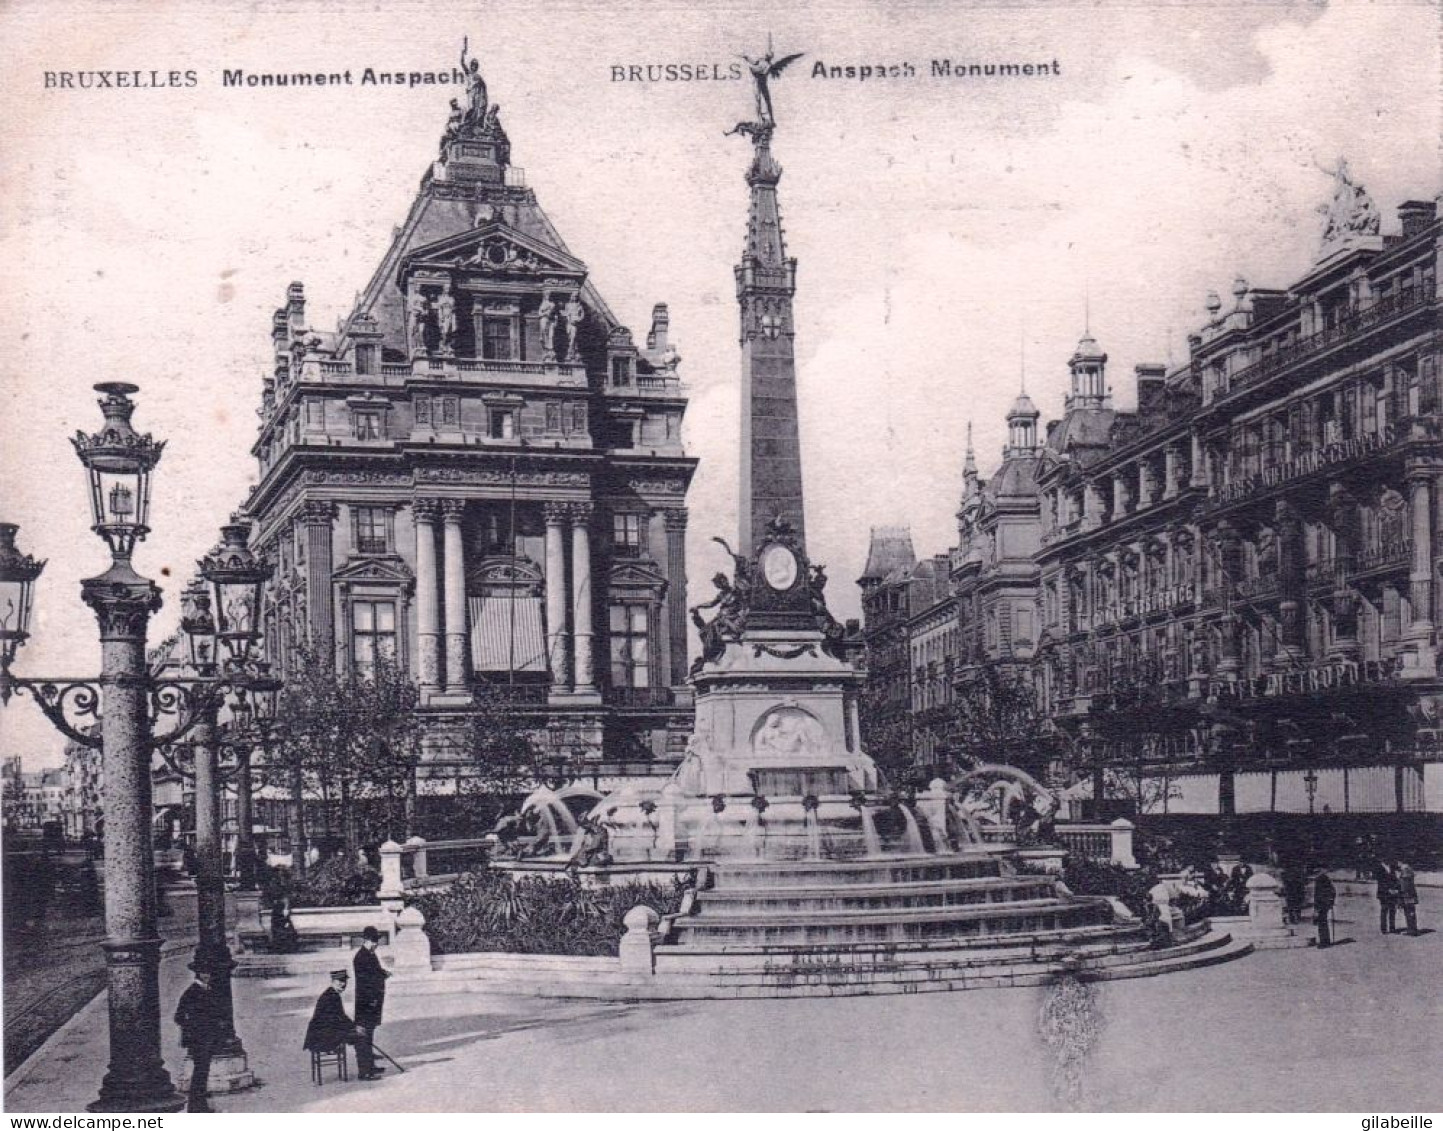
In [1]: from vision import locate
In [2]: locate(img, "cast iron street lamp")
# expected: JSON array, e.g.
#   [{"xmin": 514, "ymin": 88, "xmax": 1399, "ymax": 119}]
[
  {"xmin": 1304, "ymin": 767, "xmax": 1320, "ymax": 816},
  {"xmin": 0, "ymin": 383, "xmax": 262, "ymax": 1113},
  {"xmin": 157, "ymin": 519, "xmax": 273, "ymax": 1095}
]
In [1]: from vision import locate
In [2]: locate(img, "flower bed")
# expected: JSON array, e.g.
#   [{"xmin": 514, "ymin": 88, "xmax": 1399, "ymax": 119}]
[{"xmin": 412, "ymin": 867, "xmax": 687, "ymax": 957}]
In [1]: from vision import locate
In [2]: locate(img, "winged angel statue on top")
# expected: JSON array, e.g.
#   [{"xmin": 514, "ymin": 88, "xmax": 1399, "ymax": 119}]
[{"xmin": 728, "ymin": 36, "xmax": 804, "ymax": 138}]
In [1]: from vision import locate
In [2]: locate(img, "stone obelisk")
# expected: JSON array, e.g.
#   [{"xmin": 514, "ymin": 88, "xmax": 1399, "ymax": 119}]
[{"xmin": 734, "ymin": 46, "xmax": 807, "ymax": 558}]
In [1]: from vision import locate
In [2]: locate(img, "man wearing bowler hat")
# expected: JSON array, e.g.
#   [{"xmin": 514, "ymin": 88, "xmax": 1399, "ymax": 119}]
[
  {"xmin": 353, "ymin": 925, "xmax": 391, "ymax": 1079},
  {"xmin": 174, "ymin": 958, "xmax": 225, "ymax": 1112}
]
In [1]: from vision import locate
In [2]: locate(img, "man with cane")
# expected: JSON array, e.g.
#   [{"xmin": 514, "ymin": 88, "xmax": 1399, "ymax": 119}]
[{"xmin": 353, "ymin": 925, "xmax": 391, "ymax": 1080}]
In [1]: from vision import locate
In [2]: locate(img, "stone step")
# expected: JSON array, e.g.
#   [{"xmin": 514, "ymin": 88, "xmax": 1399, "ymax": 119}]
[
  {"xmin": 660, "ymin": 919, "xmax": 1135, "ymax": 959},
  {"xmin": 659, "ymin": 928, "xmax": 1232, "ymax": 986},
  {"xmin": 708, "ymin": 854, "xmax": 1005, "ymax": 889},
  {"xmin": 670, "ymin": 898, "xmax": 1114, "ymax": 947},
  {"xmin": 396, "ymin": 929, "xmax": 1248, "ymax": 1001}
]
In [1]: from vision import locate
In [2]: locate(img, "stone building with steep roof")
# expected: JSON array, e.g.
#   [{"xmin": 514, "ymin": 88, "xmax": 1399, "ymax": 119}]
[{"xmin": 243, "ymin": 64, "xmax": 696, "ymax": 784}]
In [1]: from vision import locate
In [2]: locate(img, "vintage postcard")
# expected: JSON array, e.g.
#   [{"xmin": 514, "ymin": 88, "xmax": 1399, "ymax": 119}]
[{"xmin": 1, "ymin": 0, "xmax": 1440, "ymax": 1116}]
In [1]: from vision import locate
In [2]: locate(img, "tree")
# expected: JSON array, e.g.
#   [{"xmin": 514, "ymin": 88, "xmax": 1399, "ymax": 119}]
[
  {"xmin": 947, "ymin": 662, "xmax": 1057, "ymax": 783},
  {"xmin": 268, "ymin": 650, "xmax": 424, "ymax": 864},
  {"xmin": 432, "ymin": 684, "xmax": 553, "ymax": 837}
]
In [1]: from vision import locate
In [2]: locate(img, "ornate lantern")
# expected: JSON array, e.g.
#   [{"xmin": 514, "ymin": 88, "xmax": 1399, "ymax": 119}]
[
  {"xmin": 70, "ymin": 383, "xmax": 165, "ymax": 558},
  {"xmin": 0, "ymin": 523, "xmax": 45, "ymax": 690},
  {"xmin": 198, "ymin": 517, "xmax": 272, "ymax": 667},
  {"xmin": 180, "ymin": 580, "xmax": 218, "ymax": 673}
]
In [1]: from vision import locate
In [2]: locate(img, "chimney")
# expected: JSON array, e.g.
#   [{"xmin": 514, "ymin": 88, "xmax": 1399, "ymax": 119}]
[
  {"xmin": 286, "ymin": 281, "xmax": 306, "ymax": 337},
  {"xmin": 1397, "ymin": 200, "xmax": 1436, "ymax": 239},
  {"xmin": 646, "ymin": 303, "xmax": 670, "ymax": 352},
  {"xmin": 1135, "ymin": 363, "xmax": 1167, "ymax": 414}
]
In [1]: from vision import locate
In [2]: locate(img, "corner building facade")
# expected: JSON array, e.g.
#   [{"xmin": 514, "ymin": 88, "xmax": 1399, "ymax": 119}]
[
  {"xmin": 245, "ymin": 91, "xmax": 696, "ymax": 780},
  {"xmin": 864, "ymin": 188, "xmax": 1443, "ymax": 816}
]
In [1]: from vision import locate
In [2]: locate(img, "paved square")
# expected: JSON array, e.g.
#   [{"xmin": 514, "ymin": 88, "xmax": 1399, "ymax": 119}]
[{"xmin": 7, "ymin": 892, "xmax": 1440, "ymax": 1112}]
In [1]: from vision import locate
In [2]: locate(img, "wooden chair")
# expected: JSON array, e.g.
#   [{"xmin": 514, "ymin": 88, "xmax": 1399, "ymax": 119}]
[{"xmin": 310, "ymin": 1043, "xmax": 349, "ymax": 1085}]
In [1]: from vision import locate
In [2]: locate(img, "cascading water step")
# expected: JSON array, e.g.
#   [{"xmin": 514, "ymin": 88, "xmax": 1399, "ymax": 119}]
[
  {"xmin": 706, "ymin": 854, "xmax": 1006, "ymax": 889},
  {"xmin": 693, "ymin": 874, "xmax": 1060, "ymax": 915}
]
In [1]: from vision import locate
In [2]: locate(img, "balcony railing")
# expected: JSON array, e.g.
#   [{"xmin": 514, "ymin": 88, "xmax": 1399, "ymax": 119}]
[
  {"xmin": 1305, "ymin": 557, "xmax": 1349, "ymax": 589},
  {"xmin": 609, "ymin": 687, "xmax": 677, "ymax": 708},
  {"xmin": 1353, "ymin": 536, "xmax": 1412, "ymax": 574},
  {"xmin": 1215, "ymin": 287, "xmax": 1434, "ymax": 402},
  {"xmin": 1210, "ymin": 425, "xmax": 1398, "ymax": 508},
  {"xmin": 1235, "ymin": 574, "xmax": 1279, "ymax": 602}
]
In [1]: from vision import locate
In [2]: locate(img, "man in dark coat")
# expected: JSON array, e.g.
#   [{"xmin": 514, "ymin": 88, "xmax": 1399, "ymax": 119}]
[
  {"xmin": 175, "ymin": 962, "xmax": 226, "ymax": 1112},
  {"xmin": 1373, "ymin": 859, "xmax": 1399, "ymax": 934},
  {"xmin": 353, "ymin": 926, "xmax": 391, "ymax": 1080},
  {"xmin": 1312, "ymin": 869, "xmax": 1336, "ymax": 948},
  {"xmin": 304, "ymin": 970, "xmax": 361, "ymax": 1065}
]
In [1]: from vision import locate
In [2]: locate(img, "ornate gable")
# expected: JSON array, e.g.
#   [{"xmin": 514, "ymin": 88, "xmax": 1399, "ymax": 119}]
[
  {"xmin": 609, "ymin": 559, "xmax": 668, "ymax": 594},
  {"xmin": 333, "ymin": 555, "xmax": 415, "ymax": 585},
  {"xmin": 400, "ymin": 222, "xmax": 586, "ymax": 283}
]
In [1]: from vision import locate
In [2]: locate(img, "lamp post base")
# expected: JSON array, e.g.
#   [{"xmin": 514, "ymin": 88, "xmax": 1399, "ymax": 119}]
[
  {"xmin": 178, "ymin": 1051, "xmax": 257, "ymax": 1095},
  {"xmin": 87, "ymin": 1078, "xmax": 186, "ymax": 1115}
]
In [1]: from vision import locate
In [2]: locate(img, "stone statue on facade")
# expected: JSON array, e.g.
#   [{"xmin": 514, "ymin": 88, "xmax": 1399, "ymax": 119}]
[
  {"xmin": 406, "ymin": 289, "xmax": 430, "ymax": 354},
  {"xmin": 459, "ymin": 36, "xmax": 488, "ymax": 130},
  {"xmin": 1316, "ymin": 157, "xmax": 1381, "ymax": 249},
  {"xmin": 435, "ymin": 291, "xmax": 457, "ymax": 353},
  {"xmin": 537, "ymin": 294, "xmax": 559, "ymax": 361},
  {"xmin": 441, "ymin": 98, "xmax": 464, "ymax": 157},
  {"xmin": 562, "ymin": 295, "xmax": 586, "ymax": 362}
]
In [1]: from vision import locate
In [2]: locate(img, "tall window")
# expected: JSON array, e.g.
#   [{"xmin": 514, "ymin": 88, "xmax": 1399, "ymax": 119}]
[
  {"xmin": 353, "ymin": 410, "xmax": 384, "ymax": 441},
  {"xmin": 352, "ymin": 600, "xmax": 397, "ymax": 678},
  {"xmin": 354, "ymin": 507, "xmax": 389, "ymax": 555},
  {"xmin": 482, "ymin": 316, "xmax": 515, "ymax": 361},
  {"xmin": 613, "ymin": 513, "xmax": 644, "ymax": 555},
  {"xmin": 489, "ymin": 409, "xmax": 516, "ymax": 439},
  {"xmin": 609, "ymin": 605, "xmax": 650, "ymax": 688}
]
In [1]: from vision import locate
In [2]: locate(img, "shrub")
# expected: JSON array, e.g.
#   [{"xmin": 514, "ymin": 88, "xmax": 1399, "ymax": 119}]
[
  {"xmin": 413, "ymin": 867, "xmax": 687, "ymax": 956},
  {"xmin": 1057, "ymin": 858, "xmax": 1162, "ymax": 918},
  {"xmin": 287, "ymin": 855, "xmax": 382, "ymax": 908}
]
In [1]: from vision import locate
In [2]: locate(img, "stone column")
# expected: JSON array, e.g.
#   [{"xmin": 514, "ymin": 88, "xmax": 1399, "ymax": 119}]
[
  {"xmin": 1112, "ymin": 474, "xmax": 1128, "ymax": 518},
  {"xmin": 569, "ymin": 503, "xmax": 596, "ymax": 692},
  {"xmin": 1163, "ymin": 444, "xmax": 1180, "ymax": 500},
  {"xmin": 1212, "ymin": 521, "xmax": 1242, "ymax": 676},
  {"xmin": 1275, "ymin": 500, "xmax": 1308, "ymax": 664},
  {"xmin": 663, "ymin": 508, "xmax": 689, "ymax": 686},
  {"xmin": 1083, "ymin": 481, "xmax": 1104, "ymax": 530},
  {"xmin": 234, "ymin": 747, "xmax": 256, "ymax": 892},
  {"xmin": 1408, "ymin": 473, "xmax": 1434, "ymax": 633},
  {"xmin": 412, "ymin": 500, "xmax": 442, "ymax": 692},
  {"xmin": 80, "ymin": 565, "xmax": 182, "ymax": 1113},
  {"xmin": 544, "ymin": 503, "xmax": 571, "ymax": 689},
  {"xmin": 441, "ymin": 499, "xmax": 469, "ymax": 694},
  {"xmin": 299, "ymin": 502, "xmax": 336, "ymax": 661},
  {"xmin": 1403, "ymin": 471, "xmax": 1438, "ymax": 679},
  {"xmin": 1190, "ymin": 432, "xmax": 1209, "ymax": 490}
]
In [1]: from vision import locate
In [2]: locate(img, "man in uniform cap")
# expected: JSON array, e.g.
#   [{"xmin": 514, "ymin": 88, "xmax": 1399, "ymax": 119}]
[
  {"xmin": 353, "ymin": 925, "xmax": 391, "ymax": 1079},
  {"xmin": 304, "ymin": 969, "xmax": 365, "ymax": 1074}
]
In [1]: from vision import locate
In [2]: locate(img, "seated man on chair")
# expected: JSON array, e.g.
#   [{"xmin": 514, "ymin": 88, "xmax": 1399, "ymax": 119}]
[{"xmin": 303, "ymin": 969, "xmax": 364, "ymax": 1077}]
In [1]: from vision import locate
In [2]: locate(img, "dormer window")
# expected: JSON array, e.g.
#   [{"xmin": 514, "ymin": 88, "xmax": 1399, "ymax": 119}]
[
  {"xmin": 355, "ymin": 343, "xmax": 379, "ymax": 376},
  {"xmin": 611, "ymin": 357, "xmax": 632, "ymax": 386}
]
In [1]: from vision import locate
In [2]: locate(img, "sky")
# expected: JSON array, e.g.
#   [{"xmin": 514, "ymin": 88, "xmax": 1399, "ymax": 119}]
[{"xmin": 0, "ymin": 0, "xmax": 1438, "ymax": 767}]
